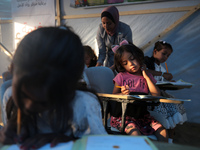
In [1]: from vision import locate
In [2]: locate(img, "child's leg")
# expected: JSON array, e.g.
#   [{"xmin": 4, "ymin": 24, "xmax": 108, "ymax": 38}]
[
  {"xmin": 154, "ymin": 126, "xmax": 168, "ymax": 142},
  {"xmin": 125, "ymin": 123, "xmax": 141, "ymax": 136},
  {"xmin": 150, "ymin": 118, "xmax": 168, "ymax": 142},
  {"xmin": 168, "ymin": 128, "xmax": 175, "ymax": 143}
]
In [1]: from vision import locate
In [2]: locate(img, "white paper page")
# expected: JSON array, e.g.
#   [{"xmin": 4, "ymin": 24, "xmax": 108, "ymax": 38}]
[
  {"xmin": 131, "ymin": 95, "xmax": 164, "ymax": 99},
  {"xmin": 86, "ymin": 136, "xmax": 153, "ymax": 150},
  {"xmin": 156, "ymin": 79, "xmax": 193, "ymax": 86},
  {"xmin": 7, "ymin": 141, "xmax": 73, "ymax": 150},
  {"xmin": 175, "ymin": 79, "xmax": 193, "ymax": 85}
]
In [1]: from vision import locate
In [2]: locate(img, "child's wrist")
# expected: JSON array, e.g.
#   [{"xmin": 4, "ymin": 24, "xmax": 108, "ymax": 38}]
[
  {"xmin": 143, "ymin": 74, "xmax": 150, "ymax": 80},
  {"xmin": 161, "ymin": 72, "xmax": 165, "ymax": 77}
]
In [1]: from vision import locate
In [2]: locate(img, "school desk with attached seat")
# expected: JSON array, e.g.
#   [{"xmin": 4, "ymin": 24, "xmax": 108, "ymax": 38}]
[{"xmin": 97, "ymin": 93, "xmax": 190, "ymax": 139}]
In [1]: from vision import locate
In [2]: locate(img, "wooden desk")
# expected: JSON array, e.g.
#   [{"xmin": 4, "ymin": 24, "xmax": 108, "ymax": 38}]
[{"xmin": 98, "ymin": 93, "xmax": 191, "ymax": 132}]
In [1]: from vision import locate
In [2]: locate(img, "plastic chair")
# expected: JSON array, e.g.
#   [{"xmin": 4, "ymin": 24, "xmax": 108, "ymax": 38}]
[
  {"xmin": 84, "ymin": 66, "xmax": 115, "ymax": 130},
  {"xmin": 85, "ymin": 66, "xmax": 114, "ymax": 94}
]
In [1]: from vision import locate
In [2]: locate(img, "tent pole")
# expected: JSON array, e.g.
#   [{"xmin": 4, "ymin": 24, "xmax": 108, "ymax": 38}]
[
  {"xmin": 0, "ymin": 20, "xmax": 12, "ymax": 24},
  {"xmin": 62, "ymin": 6, "xmax": 196, "ymax": 19},
  {"xmin": 56, "ymin": 0, "xmax": 61, "ymax": 26}
]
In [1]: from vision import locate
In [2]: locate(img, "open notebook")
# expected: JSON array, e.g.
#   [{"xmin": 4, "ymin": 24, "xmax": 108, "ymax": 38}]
[
  {"xmin": 156, "ymin": 79, "xmax": 193, "ymax": 87},
  {"xmin": 156, "ymin": 79, "xmax": 193, "ymax": 90},
  {"xmin": 2, "ymin": 135, "xmax": 158, "ymax": 150}
]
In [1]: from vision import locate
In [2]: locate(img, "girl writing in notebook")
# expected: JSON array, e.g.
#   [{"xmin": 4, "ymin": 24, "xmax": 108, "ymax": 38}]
[
  {"xmin": 144, "ymin": 41, "xmax": 187, "ymax": 143},
  {"xmin": 110, "ymin": 40, "xmax": 168, "ymax": 142},
  {"xmin": 0, "ymin": 26, "xmax": 107, "ymax": 149},
  {"xmin": 144, "ymin": 40, "xmax": 173, "ymax": 82}
]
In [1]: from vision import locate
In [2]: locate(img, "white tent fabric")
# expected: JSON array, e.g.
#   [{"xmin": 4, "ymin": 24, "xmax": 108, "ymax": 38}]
[
  {"xmin": 0, "ymin": 0, "xmax": 12, "ymax": 75},
  {"xmin": 0, "ymin": 0, "xmax": 200, "ymax": 123}
]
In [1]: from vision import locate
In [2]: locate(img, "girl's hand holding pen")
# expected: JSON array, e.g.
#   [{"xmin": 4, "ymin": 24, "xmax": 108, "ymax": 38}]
[
  {"xmin": 121, "ymin": 85, "xmax": 130, "ymax": 95},
  {"xmin": 163, "ymin": 62, "xmax": 173, "ymax": 81}
]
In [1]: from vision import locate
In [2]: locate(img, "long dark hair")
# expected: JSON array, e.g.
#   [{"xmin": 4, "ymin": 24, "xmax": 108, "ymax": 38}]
[{"xmin": 10, "ymin": 26, "xmax": 85, "ymax": 133}]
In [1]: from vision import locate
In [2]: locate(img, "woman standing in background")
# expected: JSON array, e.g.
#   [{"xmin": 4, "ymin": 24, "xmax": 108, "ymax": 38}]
[{"xmin": 96, "ymin": 6, "xmax": 133, "ymax": 70}]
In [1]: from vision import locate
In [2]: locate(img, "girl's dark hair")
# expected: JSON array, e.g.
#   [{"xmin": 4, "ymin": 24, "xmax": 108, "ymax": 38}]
[
  {"xmin": 83, "ymin": 45, "xmax": 97, "ymax": 67},
  {"xmin": 114, "ymin": 44, "xmax": 144, "ymax": 72},
  {"xmin": 154, "ymin": 41, "xmax": 173, "ymax": 52},
  {"xmin": 11, "ymin": 26, "xmax": 85, "ymax": 133}
]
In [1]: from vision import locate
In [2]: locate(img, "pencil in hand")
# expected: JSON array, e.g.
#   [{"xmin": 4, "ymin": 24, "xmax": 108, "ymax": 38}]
[
  {"xmin": 17, "ymin": 108, "xmax": 21, "ymax": 136},
  {"xmin": 165, "ymin": 62, "xmax": 169, "ymax": 73},
  {"xmin": 116, "ymin": 86, "xmax": 121, "ymax": 88}
]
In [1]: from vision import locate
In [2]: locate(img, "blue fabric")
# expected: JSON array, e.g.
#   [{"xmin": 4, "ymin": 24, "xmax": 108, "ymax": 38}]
[{"xmin": 0, "ymin": 79, "xmax": 12, "ymax": 108}]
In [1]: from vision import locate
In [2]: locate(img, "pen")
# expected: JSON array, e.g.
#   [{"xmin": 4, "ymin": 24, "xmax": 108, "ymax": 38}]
[
  {"xmin": 165, "ymin": 62, "xmax": 169, "ymax": 73},
  {"xmin": 17, "ymin": 108, "xmax": 21, "ymax": 136}
]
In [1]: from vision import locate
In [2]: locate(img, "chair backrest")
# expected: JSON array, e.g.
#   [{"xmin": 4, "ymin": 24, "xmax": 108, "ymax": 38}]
[{"xmin": 85, "ymin": 66, "xmax": 115, "ymax": 94}]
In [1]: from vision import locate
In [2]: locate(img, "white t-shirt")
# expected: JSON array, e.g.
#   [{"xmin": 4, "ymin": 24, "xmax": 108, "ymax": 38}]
[
  {"xmin": 154, "ymin": 63, "xmax": 166, "ymax": 81},
  {"xmin": 2, "ymin": 89, "xmax": 107, "ymax": 137},
  {"xmin": 36, "ymin": 90, "xmax": 107, "ymax": 137}
]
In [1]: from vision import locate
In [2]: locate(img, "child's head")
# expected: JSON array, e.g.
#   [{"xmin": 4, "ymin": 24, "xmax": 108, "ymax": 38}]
[
  {"xmin": 101, "ymin": 6, "xmax": 119, "ymax": 36},
  {"xmin": 12, "ymin": 26, "xmax": 84, "ymax": 115},
  {"xmin": 83, "ymin": 45, "xmax": 97, "ymax": 67},
  {"xmin": 114, "ymin": 44, "xmax": 144, "ymax": 73},
  {"xmin": 153, "ymin": 41, "xmax": 173, "ymax": 64}
]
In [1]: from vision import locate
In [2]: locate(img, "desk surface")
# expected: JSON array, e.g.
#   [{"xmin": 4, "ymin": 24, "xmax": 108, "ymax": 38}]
[
  {"xmin": 1, "ymin": 137, "xmax": 199, "ymax": 150},
  {"xmin": 98, "ymin": 93, "xmax": 163, "ymax": 100},
  {"xmin": 98, "ymin": 93, "xmax": 190, "ymax": 104},
  {"xmin": 153, "ymin": 141, "xmax": 199, "ymax": 150}
]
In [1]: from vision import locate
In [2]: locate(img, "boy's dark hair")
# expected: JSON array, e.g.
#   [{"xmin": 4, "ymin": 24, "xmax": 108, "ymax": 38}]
[{"xmin": 114, "ymin": 44, "xmax": 144, "ymax": 72}]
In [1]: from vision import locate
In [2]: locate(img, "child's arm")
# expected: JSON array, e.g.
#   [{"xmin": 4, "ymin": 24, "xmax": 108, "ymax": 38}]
[
  {"xmin": 0, "ymin": 121, "xmax": 17, "ymax": 144},
  {"xmin": 142, "ymin": 67, "xmax": 160, "ymax": 96},
  {"xmin": 113, "ymin": 82, "xmax": 130, "ymax": 95},
  {"xmin": 146, "ymin": 69, "xmax": 173, "ymax": 81}
]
